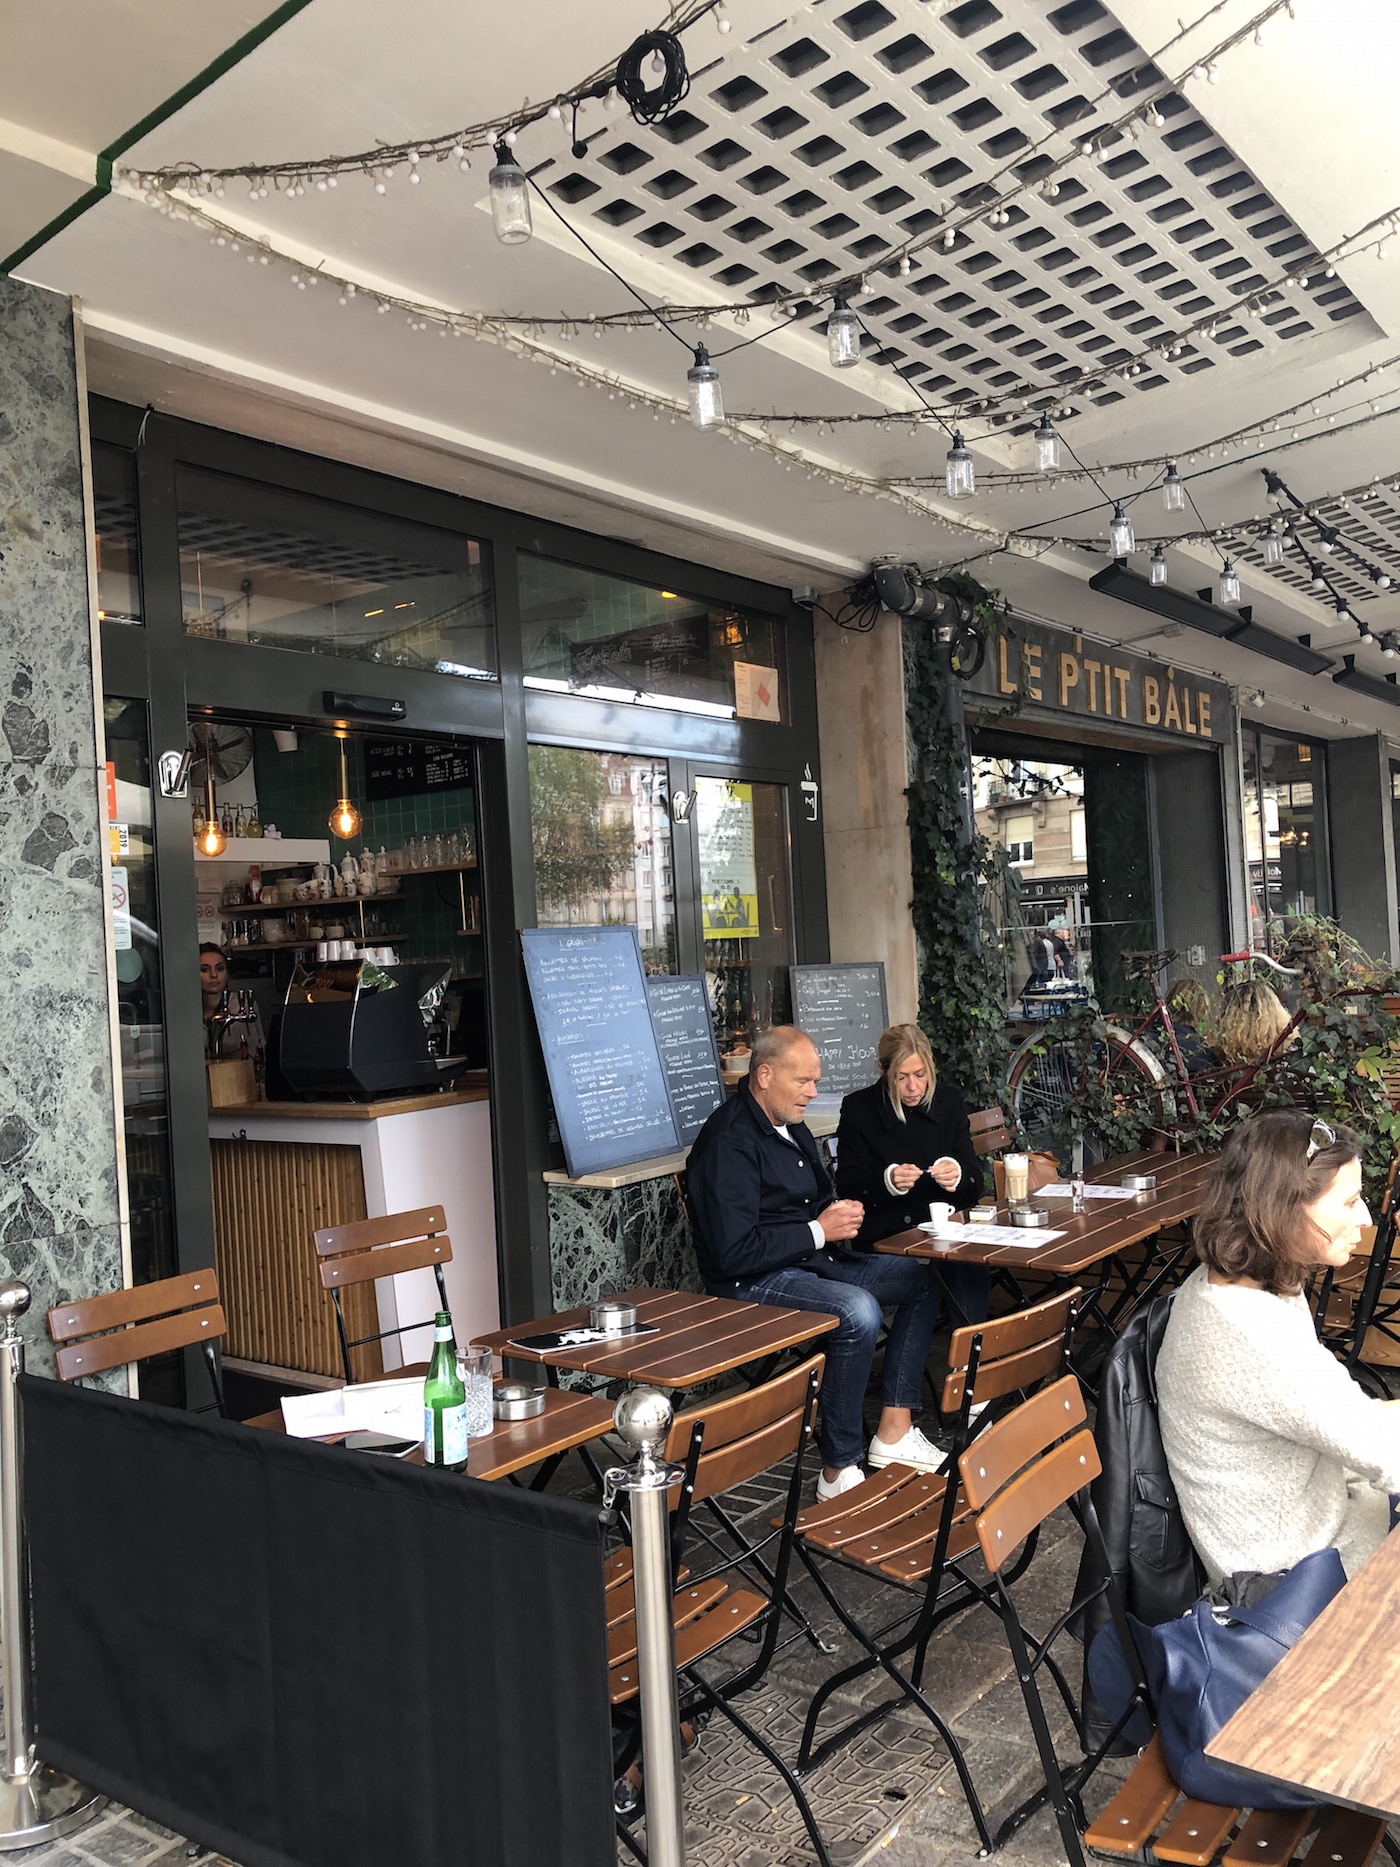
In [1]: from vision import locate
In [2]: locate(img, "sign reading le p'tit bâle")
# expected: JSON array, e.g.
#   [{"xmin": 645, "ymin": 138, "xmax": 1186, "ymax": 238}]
[{"xmin": 964, "ymin": 617, "xmax": 1230, "ymax": 743}]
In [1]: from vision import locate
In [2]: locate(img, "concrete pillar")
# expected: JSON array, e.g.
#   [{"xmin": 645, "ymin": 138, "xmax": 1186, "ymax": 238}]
[
  {"xmin": 0, "ymin": 278, "xmax": 124, "ymax": 1373},
  {"xmin": 1150, "ymin": 748, "xmax": 1231, "ymax": 987},
  {"xmin": 813, "ymin": 602, "xmax": 918, "ymax": 1023},
  {"xmin": 1327, "ymin": 731, "xmax": 1399, "ymax": 967}
]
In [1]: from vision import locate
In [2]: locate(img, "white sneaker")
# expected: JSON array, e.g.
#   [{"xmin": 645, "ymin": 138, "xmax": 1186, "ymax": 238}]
[
  {"xmin": 867, "ymin": 1424, "xmax": 947, "ymax": 1474},
  {"xmin": 816, "ymin": 1464, "xmax": 866, "ymax": 1501}
]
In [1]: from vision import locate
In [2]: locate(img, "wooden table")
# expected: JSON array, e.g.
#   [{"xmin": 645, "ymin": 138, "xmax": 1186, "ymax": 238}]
[
  {"xmin": 1206, "ymin": 1523, "xmax": 1400, "ymax": 1820},
  {"xmin": 874, "ymin": 1148, "xmax": 1215, "ymax": 1349},
  {"xmin": 247, "ymin": 1385, "xmax": 616, "ymax": 1486},
  {"xmin": 473, "ymin": 1286, "xmax": 838, "ymax": 1391}
]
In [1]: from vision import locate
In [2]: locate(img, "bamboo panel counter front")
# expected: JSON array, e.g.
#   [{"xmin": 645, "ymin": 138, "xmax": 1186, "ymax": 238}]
[{"xmin": 209, "ymin": 1085, "xmax": 496, "ymax": 1382}]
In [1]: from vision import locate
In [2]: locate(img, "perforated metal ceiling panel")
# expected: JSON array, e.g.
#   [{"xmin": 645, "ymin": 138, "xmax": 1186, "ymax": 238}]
[{"xmin": 533, "ymin": 0, "xmax": 1373, "ymax": 428}]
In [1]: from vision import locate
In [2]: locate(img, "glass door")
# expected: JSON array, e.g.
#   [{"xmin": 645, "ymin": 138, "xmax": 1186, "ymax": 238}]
[{"xmin": 685, "ymin": 771, "xmax": 795, "ymax": 1057}]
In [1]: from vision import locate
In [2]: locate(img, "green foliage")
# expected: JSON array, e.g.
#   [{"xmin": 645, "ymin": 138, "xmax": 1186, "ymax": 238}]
[
  {"xmin": 902, "ymin": 573, "xmax": 1014, "ymax": 1109},
  {"xmin": 527, "ymin": 745, "xmax": 637, "ymax": 916}
]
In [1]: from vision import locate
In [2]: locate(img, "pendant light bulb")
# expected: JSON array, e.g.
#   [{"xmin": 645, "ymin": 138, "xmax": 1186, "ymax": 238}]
[
  {"xmin": 945, "ymin": 431, "xmax": 975, "ymax": 499},
  {"xmin": 198, "ymin": 775, "xmax": 226, "ymax": 857},
  {"xmin": 1162, "ymin": 463, "xmax": 1185, "ymax": 513},
  {"xmin": 1261, "ymin": 533, "xmax": 1284, "ymax": 567},
  {"xmin": 1149, "ymin": 545, "xmax": 1167, "ymax": 586},
  {"xmin": 1109, "ymin": 502, "xmax": 1136, "ymax": 558},
  {"xmin": 328, "ymin": 739, "xmax": 362, "ymax": 841},
  {"xmin": 826, "ymin": 297, "xmax": 860, "ymax": 369},
  {"xmin": 1219, "ymin": 559, "xmax": 1241, "ymax": 605},
  {"xmin": 489, "ymin": 143, "xmax": 532, "ymax": 244},
  {"xmin": 1032, "ymin": 413, "xmax": 1061, "ymax": 473},
  {"xmin": 687, "ymin": 345, "xmax": 724, "ymax": 430}
]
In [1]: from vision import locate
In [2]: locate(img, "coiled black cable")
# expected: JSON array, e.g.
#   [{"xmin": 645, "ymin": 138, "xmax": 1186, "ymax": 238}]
[{"xmin": 614, "ymin": 30, "xmax": 690, "ymax": 124}]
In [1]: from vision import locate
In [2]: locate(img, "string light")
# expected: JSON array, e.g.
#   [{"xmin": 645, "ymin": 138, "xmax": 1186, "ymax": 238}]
[
  {"xmin": 1219, "ymin": 559, "xmax": 1241, "ymax": 604},
  {"xmin": 1162, "ymin": 463, "xmax": 1186, "ymax": 512},
  {"xmin": 826, "ymin": 298, "xmax": 860, "ymax": 370},
  {"xmin": 1149, "ymin": 546, "xmax": 1167, "ymax": 586},
  {"xmin": 945, "ymin": 433, "xmax": 975, "ymax": 501},
  {"xmin": 488, "ymin": 144, "xmax": 531, "ymax": 244},
  {"xmin": 1032, "ymin": 414, "xmax": 1062, "ymax": 474},
  {"xmin": 686, "ymin": 345, "xmax": 723, "ymax": 430},
  {"xmin": 1109, "ymin": 503, "xmax": 1136, "ymax": 558}
]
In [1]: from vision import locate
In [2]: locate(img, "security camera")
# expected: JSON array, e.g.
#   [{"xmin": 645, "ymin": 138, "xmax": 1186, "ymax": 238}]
[{"xmin": 790, "ymin": 586, "xmax": 819, "ymax": 609}]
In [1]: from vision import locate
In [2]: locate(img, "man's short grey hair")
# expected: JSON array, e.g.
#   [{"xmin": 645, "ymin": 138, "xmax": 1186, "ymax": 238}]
[{"xmin": 750, "ymin": 1025, "xmax": 816, "ymax": 1075}]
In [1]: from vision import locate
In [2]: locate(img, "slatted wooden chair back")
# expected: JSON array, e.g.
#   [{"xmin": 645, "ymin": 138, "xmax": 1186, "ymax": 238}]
[
  {"xmin": 314, "ymin": 1205, "xmax": 452, "ymax": 1384},
  {"xmin": 969, "ymin": 1106, "xmax": 1014, "ymax": 1157},
  {"xmin": 48, "ymin": 1270, "xmax": 228, "ymax": 1414},
  {"xmin": 941, "ymin": 1286, "xmax": 1081, "ymax": 1414},
  {"xmin": 666, "ymin": 1355, "xmax": 824, "ymax": 1505}
]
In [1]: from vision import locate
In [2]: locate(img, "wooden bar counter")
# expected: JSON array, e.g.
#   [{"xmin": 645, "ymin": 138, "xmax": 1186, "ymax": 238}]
[{"xmin": 208, "ymin": 1082, "xmax": 496, "ymax": 1382}]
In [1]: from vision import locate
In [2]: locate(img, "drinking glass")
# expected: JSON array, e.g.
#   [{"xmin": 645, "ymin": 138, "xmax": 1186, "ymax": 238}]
[
  {"xmin": 457, "ymin": 1345, "xmax": 494, "ymax": 1438},
  {"xmin": 1004, "ymin": 1152, "xmax": 1029, "ymax": 1203}
]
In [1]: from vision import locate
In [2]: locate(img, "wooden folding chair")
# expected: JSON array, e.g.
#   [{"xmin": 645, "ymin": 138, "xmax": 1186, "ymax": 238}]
[
  {"xmin": 608, "ymin": 1357, "xmax": 833, "ymax": 1867},
  {"xmin": 788, "ymin": 1287, "xmax": 1081, "ymax": 1851},
  {"xmin": 48, "ymin": 1270, "xmax": 228, "ymax": 1414},
  {"xmin": 314, "ymin": 1205, "xmax": 452, "ymax": 1384},
  {"xmin": 970, "ymin": 1105, "xmax": 1015, "ymax": 1157}
]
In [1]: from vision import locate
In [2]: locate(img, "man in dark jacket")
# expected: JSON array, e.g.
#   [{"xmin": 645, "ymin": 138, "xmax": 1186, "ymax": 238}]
[{"xmin": 687, "ymin": 1026, "xmax": 945, "ymax": 1501}]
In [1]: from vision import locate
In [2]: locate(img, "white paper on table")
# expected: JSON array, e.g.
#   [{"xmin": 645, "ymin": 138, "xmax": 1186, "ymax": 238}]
[
  {"xmin": 280, "ymin": 1377, "xmax": 425, "ymax": 1441},
  {"xmin": 1038, "ymin": 1183, "xmax": 1140, "ymax": 1201},
  {"xmin": 918, "ymin": 1221, "xmax": 1066, "ymax": 1247}
]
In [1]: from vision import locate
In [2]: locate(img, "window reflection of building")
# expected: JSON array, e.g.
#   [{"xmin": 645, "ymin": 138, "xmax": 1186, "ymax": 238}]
[
  {"xmin": 973, "ymin": 756, "xmax": 1092, "ymax": 1010},
  {"xmin": 1241, "ymin": 728, "xmax": 1329, "ymax": 953}
]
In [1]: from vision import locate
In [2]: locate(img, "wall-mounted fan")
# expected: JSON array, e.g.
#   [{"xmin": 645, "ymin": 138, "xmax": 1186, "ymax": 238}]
[{"xmin": 188, "ymin": 722, "xmax": 254, "ymax": 787}]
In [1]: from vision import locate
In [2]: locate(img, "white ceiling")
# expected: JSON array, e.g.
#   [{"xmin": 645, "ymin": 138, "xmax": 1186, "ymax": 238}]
[{"xmin": 6, "ymin": 0, "xmax": 1400, "ymax": 743}]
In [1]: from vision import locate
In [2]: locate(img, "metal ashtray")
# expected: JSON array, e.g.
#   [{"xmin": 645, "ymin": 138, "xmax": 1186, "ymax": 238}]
[
  {"xmin": 493, "ymin": 1380, "xmax": 546, "ymax": 1422},
  {"xmin": 1120, "ymin": 1172, "xmax": 1157, "ymax": 1192},
  {"xmin": 1010, "ymin": 1204, "xmax": 1052, "ymax": 1228},
  {"xmin": 590, "ymin": 1297, "xmax": 638, "ymax": 1334}
]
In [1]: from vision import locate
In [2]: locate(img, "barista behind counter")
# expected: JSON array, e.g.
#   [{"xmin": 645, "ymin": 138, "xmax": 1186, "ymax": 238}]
[{"xmin": 201, "ymin": 943, "xmax": 266, "ymax": 1062}]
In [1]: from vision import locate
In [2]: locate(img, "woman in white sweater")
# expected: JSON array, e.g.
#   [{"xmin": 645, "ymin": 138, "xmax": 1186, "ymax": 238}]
[{"xmin": 1157, "ymin": 1110, "xmax": 1400, "ymax": 1582}]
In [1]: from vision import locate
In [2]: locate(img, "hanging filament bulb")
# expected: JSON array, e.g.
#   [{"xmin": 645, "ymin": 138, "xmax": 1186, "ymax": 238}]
[
  {"xmin": 1162, "ymin": 464, "xmax": 1185, "ymax": 512},
  {"xmin": 1109, "ymin": 503, "xmax": 1136, "ymax": 558},
  {"xmin": 328, "ymin": 738, "xmax": 362, "ymax": 840},
  {"xmin": 198, "ymin": 773, "xmax": 226, "ymax": 857},
  {"xmin": 1032, "ymin": 413, "xmax": 1061, "ymax": 473}
]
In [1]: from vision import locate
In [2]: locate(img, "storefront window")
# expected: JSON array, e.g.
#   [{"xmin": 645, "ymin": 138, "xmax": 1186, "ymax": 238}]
[
  {"xmin": 1242, "ymin": 728, "xmax": 1329, "ymax": 952},
  {"xmin": 528, "ymin": 747, "xmax": 676, "ymax": 972},
  {"xmin": 92, "ymin": 444, "xmax": 141, "ymax": 624},
  {"xmin": 103, "ymin": 698, "xmax": 175, "ymax": 1286},
  {"xmin": 695, "ymin": 775, "xmax": 792, "ymax": 1051},
  {"xmin": 519, "ymin": 554, "xmax": 785, "ymax": 720},
  {"xmin": 176, "ymin": 467, "xmax": 496, "ymax": 679}
]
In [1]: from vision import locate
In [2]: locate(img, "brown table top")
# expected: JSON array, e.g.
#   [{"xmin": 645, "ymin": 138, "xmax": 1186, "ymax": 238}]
[
  {"xmin": 873, "ymin": 1148, "xmax": 1215, "ymax": 1275},
  {"xmin": 473, "ymin": 1286, "xmax": 838, "ymax": 1389},
  {"xmin": 245, "ymin": 1385, "xmax": 615, "ymax": 1481},
  {"xmin": 1206, "ymin": 1523, "xmax": 1400, "ymax": 1820}
]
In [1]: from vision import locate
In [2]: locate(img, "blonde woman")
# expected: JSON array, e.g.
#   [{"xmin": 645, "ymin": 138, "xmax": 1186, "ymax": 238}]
[{"xmin": 1216, "ymin": 978, "xmax": 1294, "ymax": 1066}]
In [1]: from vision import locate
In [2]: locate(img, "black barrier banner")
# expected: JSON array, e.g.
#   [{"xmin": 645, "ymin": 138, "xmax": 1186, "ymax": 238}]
[{"xmin": 20, "ymin": 1377, "xmax": 615, "ymax": 1867}]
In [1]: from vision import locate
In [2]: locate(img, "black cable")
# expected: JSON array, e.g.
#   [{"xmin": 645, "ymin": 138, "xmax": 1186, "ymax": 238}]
[
  {"xmin": 849, "ymin": 306, "xmax": 958, "ymax": 441},
  {"xmin": 614, "ymin": 31, "xmax": 690, "ymax": 124},
  {"xmin": 525, "ymin": 171, "xmax": 694, "ymax": 355}
]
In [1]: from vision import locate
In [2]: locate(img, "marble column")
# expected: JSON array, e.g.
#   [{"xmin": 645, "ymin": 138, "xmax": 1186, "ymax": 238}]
[{"xmin": 0, "ymin": 277, "xmax": 123, "ymax": 1377}]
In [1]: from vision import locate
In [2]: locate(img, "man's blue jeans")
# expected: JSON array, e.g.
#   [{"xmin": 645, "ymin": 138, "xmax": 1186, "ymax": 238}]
[{"xmin": 722, "ymin": 1253, "xmax": 988, "ymax": 1470}]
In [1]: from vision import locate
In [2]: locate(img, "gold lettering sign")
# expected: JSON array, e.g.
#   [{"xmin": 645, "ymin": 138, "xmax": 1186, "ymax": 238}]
[{"xmin": 982, "ymin": 629, "xmax": 1217, "ymax": 740}]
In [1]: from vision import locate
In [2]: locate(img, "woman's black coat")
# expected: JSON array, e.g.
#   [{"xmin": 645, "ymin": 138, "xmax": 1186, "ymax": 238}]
[{"xmin": 834, "ymin": 1080, "xmax": 984, "ymax": 1247}]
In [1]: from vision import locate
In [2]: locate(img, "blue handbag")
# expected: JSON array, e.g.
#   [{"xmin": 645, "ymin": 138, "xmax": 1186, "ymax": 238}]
[{"xmin": 1087, "ymin": 1546, "xmax": 1346, "ymax": 1809}]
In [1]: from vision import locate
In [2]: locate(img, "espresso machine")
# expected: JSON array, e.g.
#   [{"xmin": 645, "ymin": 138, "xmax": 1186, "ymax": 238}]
[{"xmin": 277, "ymin": 959, "xmax": 469, "ymax": 1100}]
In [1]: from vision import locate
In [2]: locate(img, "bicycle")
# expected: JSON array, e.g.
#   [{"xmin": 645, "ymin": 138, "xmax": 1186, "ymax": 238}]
[{"xmin": 1006, "ymin": 945, "xmax": 1326, "ymax": 1151}]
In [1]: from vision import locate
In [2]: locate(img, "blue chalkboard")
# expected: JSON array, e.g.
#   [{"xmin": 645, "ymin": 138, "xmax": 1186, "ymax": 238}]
[
  {"xmin": 645, "ymin": 974, "xmax": 724, "ymax": 1146},
  {"xmin": 522, "ymin": 928, "xmax": 680, "ymax": 1178}
]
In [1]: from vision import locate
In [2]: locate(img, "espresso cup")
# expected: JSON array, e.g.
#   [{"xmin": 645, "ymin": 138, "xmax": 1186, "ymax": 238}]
[{"xmin": 927, "ymin": 1201, "xmax": 956, "ymax": 1236}]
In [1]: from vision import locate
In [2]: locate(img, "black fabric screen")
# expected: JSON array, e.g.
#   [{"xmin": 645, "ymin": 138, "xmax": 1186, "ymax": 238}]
[{"xmin": 20, "ymin": 1377, "xmax": 615, "ymax": 1867}]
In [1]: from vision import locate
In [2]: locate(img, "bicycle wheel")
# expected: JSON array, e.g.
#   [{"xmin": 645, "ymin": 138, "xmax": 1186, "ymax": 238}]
[{"xmin": 1009, "ymin": 1025, "xmax": 1176, "ymax": 1155}]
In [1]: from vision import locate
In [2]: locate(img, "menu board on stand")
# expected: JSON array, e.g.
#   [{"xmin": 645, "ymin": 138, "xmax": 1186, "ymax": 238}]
[
  {"xmin": 790, "ymin": 962, "xmax": 889, "ymax": 1097},
  {"xmin": 522, "ymin": 928, "xmax": 680, "ymax": 1178},
  {"xmin": 644, "ymin": 975, "xmax": 725, "ymax": 1146}
]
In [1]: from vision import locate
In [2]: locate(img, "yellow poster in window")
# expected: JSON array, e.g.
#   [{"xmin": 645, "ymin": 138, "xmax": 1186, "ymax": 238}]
[{"xmin": 698, "ymin": 780, "xmax": 760, "ymax": 940}]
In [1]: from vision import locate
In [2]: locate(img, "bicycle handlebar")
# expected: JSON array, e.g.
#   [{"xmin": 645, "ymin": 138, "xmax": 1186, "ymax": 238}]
[{"xmin": 1220, "ymin": 949, "xmax": 1300, "ymax": 976}]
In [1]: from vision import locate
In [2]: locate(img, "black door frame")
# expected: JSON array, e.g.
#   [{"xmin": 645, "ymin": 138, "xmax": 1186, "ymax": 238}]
[{"xmin": 92, "ymin": 395, "xmax": 830, "ymax": 1335}]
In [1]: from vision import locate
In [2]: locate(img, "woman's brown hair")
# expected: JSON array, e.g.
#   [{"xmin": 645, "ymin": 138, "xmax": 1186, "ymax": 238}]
[
  {"xmin": 1194, "ymin": 1109, "xmax": 1362, "ymax": 1295},
  {"xmin": 1216, "ymin": 978, "xmax": 1292, "ymax": 1065},
  {"xmin": 876, "ymin": 1023, "xmax": 937, "ymax": 1123}
]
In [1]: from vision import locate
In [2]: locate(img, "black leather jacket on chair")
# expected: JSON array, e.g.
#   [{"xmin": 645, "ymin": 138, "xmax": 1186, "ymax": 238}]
[{"xmin": 1078, "ymin": 1294, "xmax": 1204, "ymax": 1747}]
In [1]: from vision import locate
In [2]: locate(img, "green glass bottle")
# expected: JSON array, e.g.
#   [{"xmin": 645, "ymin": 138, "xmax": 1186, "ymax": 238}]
[{"xmin": 423, "ymin": 1311, "xmax": 467, "ymax": 1471}]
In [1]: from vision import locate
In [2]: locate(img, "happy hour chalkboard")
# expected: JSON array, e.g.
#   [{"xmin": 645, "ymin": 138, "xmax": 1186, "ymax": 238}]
[
  {"xmin": 789, "ymin": 962, "xmax": 889, "ymax": 1097},
  {"xmin": 645, "ymin": 974, "xmax": 724, "ymax": 1146},
  {"xmin": 522, "ymin": 928, "xmax": 680, "ymax": 1178}
]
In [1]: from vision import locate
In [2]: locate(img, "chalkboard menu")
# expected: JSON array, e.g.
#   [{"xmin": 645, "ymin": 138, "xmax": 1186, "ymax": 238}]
[
  {"xmin": 522, "ymin": 928, "xmax": 680, "ymax": 1178},
  {"xmin": 790, "ymin": 962, "xmax": 889, "ymax": 1097},
  {"xmin": 645, "ymin": 975, "xmax": 724, "ymax": 1146},
  {"xmin": 365, "ymin": 740, "xmax": 473, "ymax": 801}
]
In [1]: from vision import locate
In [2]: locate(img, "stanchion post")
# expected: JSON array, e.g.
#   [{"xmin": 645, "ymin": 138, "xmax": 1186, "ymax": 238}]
[
  {"xmin": 608, "ymin": 1389, "xmax": 685, "ymax": 1867},
  {"xmin": 0, "ymin": 1279, "xmax": 104, "ymax": 1848}
]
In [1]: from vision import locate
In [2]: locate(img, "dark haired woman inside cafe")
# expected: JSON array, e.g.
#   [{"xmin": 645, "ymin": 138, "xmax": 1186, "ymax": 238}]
[
  {"xmin": 1157, "ymin": 1110, "xmax": 1400, "ymax": 1583},
  {"xmin": 835, "ymin": 1022, "xmax": 989, "ymax": 1335}
]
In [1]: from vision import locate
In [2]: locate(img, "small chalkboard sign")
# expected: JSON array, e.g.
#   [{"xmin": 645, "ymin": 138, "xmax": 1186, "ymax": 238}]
[
  {"xmin": 789, "ymin": 962, "xmax": 889, "ymax": 1097},
  {"xmin": 365, "ymin": 740, "xmax": 472, "ymax": 801},
  {"xmin": 522, "ymin": 928, "xmax": 680, "ymax": 1178},
  {"xmin": 645, "ymin": 974, "xmax": 724, "ymax": 1146}
]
